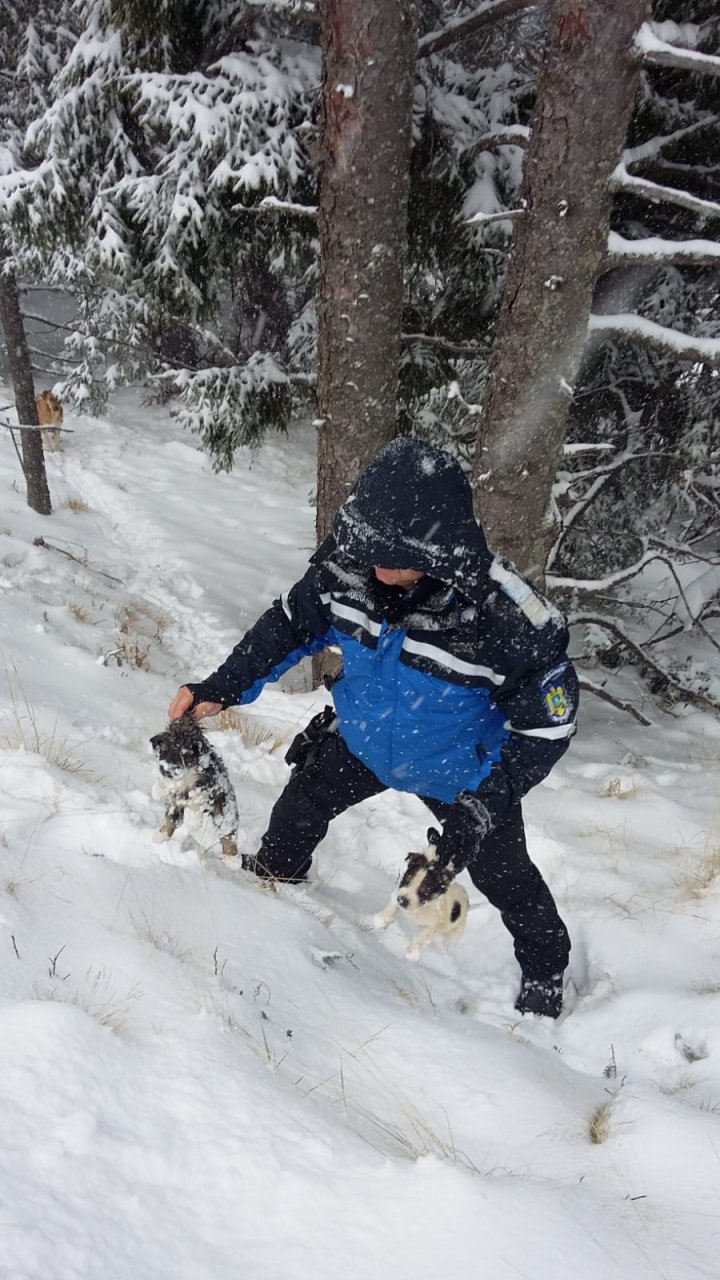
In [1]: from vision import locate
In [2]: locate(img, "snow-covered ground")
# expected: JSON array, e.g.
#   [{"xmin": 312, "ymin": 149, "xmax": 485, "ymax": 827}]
[{"xmin": 1, "ymin": 394, "xmax": 719, "ymax": 1280}]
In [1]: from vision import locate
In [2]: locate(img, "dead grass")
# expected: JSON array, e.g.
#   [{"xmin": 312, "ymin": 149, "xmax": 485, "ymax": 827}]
[
  {"xmin": 601, "ymin": 777, "xmax": 640, "ymax": 800},
  {"xmin": 33, "ymin": 968, "xmax": 142, "ymax": 1032},
  {"xmin": 678, "ymin": 835, "xmax": 720, "ymax": 898},
  {"xmin": 1, "ymin": 674, "xmax": 93, "ymax": 778},
  {"xmin": 68, "ymin": 601, "xmax": 91, "ymax": 623},
  {"xmin": 589, "ymin": 1101, "xmax": 613, "ymax": 1144},
  {"xmin": 131, "ymin": 910, "xmax": 193, "ymax": 962},
  {"xmin": 211, "ymin": 708, "xmax": 286, "ymax": 751},
  {"xmin": 61, "ymin": 497, "xmax": 91, "ymax": 513}
]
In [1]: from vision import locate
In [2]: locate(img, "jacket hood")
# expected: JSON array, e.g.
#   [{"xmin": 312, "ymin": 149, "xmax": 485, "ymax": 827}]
[{"xmin": 332, "ymin": 439, "xmax": 492, "ymax": 595}]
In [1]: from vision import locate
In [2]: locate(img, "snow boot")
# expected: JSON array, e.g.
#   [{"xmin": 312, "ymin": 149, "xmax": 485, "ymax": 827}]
[{"xmin": 515, "ymin": 973, "xmax": 564, "ymax": 1019}]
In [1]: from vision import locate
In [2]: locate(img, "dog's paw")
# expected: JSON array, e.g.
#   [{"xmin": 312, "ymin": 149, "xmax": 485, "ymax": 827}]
[
  {"xmin": 153, "ymin": 828, "xmax": 171, "ymax": 844},
  {"xmin": 405, "ymin": 943, "xmax": 423, "ymax": 962},
  {"xmin": 372, "ymin": 910, "xmax": 394, "ymax": 932}
]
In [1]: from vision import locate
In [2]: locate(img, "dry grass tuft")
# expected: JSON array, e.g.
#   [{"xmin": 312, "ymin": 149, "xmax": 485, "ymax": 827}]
[
  {"xmin": 211, "ymin": 708, "xmax": 286, "ymax": 751},
  {"xmin": 68, "ymin": 601, "xmax": 91, "ymax": 623},
  {"xmin": 601, "ymin": 776, "xmax": 639, "ymax": 800},
  {"xmin": 33, "ymin": 968, "xmax": 142, "ymax": 1032},
  {"xmin": 589, "ymin": 1101, "xmax": 613, "ymax": 1144},
  {"xmin": 679, "ymin": 835, "xmax": 720, "ymax": 898},
  {"xmin": 61, "ymin": 497, "xmax": 91, "ymax": 513},
  {"xmin": 1, "ymin": 676, "xmax": 93, "ymax": 778}
]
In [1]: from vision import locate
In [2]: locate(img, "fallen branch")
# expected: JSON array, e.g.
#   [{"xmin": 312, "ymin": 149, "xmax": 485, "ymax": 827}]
[
  {"xmin": 32, "ymin": 536, "xmax": 122, "ymax": 583},
  {"xmin": 578, "ymin": 677, "xmax": 652, "ymax": 726}
]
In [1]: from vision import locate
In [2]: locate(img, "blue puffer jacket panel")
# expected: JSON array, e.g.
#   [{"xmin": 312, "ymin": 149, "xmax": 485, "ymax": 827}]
[{"xmin": 332, "ymin": 623, "xmax": 507, "ymax": 802}]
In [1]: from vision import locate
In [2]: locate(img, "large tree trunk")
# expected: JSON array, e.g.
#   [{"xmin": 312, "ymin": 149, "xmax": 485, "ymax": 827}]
[
  {"xmin": 472, "ymin": 0, "xmax": 648, "ymax": 581},
  {"xmin": 0, "ymin": 271, "xmax": 52, "ymax": 515},
  {"xmin": 315, "ymin": 0, "xmax": 418, "ymax": 543}
]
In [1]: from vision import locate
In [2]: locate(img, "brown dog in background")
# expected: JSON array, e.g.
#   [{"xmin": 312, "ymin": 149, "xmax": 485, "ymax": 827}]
[{"xmin": 35, "ymin": 390, "xmax": 64, "ymax": 451}]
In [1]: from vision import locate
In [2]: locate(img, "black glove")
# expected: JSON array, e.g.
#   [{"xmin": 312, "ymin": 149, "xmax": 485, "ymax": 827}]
[
  {"xmin": 434, "ymin": 791, "xmax": 493, "ymax": 874},
  {"xmin": 285, "ymin": 706, "xmax": 338, "ymax": 771}
]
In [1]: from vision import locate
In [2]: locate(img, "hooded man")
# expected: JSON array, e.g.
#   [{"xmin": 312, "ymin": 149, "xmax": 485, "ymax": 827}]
[{"xmin": 169, "ymin": 439, "xmax": 578, "ymax": 1018}]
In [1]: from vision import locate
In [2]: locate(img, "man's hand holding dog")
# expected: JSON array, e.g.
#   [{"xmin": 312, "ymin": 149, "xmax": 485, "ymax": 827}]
[{"xmin": 168, "ymin": 686, "xmax": 223, "ymax": 721}]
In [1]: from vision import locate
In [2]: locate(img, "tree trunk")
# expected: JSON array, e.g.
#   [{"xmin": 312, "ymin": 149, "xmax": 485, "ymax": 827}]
[
  {"xmin": 472, "ymin": 0, "xmax": 648, "ymax": 581},
  {"xmin": 315, "ymin": 0, "xmax": 418, "ymax": 543},
  {"xmin": 0, "ymin": 271, "xmax": 52, "ymax": 515}
]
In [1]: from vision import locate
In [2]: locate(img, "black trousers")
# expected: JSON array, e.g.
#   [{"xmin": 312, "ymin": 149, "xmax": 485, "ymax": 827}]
[{"xmin": 257, "ymin": 729, "xmax": 570, "ymax": 980}]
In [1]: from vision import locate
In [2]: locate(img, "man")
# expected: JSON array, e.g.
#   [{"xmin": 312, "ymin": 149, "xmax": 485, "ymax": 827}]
[{"xmin": 169, "ymin": 439, "xmax": 578, "ymax": 1018}]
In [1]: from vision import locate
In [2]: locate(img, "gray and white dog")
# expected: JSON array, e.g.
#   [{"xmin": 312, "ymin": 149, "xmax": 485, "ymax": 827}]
[
  {"xmin": 150, "ymin": 713, "xmax": 239, "ymax": 859},
  {"xmin": 374, "ymin": 841, "xmax": 469, "ymax": 959}
]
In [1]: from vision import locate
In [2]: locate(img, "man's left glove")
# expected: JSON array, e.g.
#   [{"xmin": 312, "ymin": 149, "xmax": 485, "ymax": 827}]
[{"xmin": 433, "ymin": 791, "xmax": 494, "ymax": 877}]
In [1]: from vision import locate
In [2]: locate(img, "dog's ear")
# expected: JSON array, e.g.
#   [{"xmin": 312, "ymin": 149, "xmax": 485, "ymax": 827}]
[{"xmin": 150, "ymin": 733, "xmax": 164, "ymax": 752}]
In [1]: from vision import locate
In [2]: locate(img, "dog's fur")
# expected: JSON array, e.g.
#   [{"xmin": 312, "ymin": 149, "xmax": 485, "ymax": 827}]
[
  {"xmin": 35, "ymin": 390, "xmax": 64, "ymax": 452},
  {"xmin": 150, "ymin": 714, "xmax": 239, "ymax": 859},
  {"xmin": 375, "ymin": 845, "xmax": 469, "ymax": 959}
]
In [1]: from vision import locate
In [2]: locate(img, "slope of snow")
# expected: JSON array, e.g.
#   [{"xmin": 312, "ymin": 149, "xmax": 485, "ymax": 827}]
[{"xmin": 1, "ymin": 393, "xmax": 719, "ymax": 1279}]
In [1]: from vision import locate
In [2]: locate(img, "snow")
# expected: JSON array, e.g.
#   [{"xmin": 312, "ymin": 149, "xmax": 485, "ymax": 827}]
[{"xmin": 1, "ymin": 392, "xmax": 720, "ymax": 1277}]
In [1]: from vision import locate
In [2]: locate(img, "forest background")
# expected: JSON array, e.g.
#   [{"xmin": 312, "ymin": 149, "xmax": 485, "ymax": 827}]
[{"xmin": 1, "ymin": 0, "xmax": 719, "ymax": 720}]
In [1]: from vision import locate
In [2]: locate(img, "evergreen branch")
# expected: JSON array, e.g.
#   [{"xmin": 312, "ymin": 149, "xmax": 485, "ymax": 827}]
[
  {"xmin": 418, "ymin": 0, "xmax": 546, "ymax": 59},
  {"xmin": 610, "ymin": 163, "xmax": 720, "ymax": 220},
  {"xmin": 636, "ymin": 25, "xmax": 720, "ymax": 78},
  {"xmin": 622, "ymin": 117, "xmax": 717, "ymax": 169},
  {"xmin": 588, "ymin": 313, "xmax": 720, "ymax": 367},
  {"xmin": 602, "ymin": 232, "xmax": 720, "ymax": 272}
]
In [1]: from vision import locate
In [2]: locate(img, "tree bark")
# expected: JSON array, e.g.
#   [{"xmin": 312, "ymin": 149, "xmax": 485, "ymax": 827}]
[
  {"xmin": 315, "ymin": 0, "xmax": 418, "ymax": 543},
  {"xmin": 472, "ymin": 0, "xmax": 648, "ymax": 581},
  {"xmin": 0, "ymin": 271, "xmax": 52, "ymax": 515}
]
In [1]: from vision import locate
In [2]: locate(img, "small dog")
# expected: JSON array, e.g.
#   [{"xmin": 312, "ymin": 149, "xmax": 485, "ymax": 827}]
[
  {"xmin": 35, "ymin": 390, "xmax": 64, "ymax": 452},
  {"xmin": 150, "ymin": 714, "xmax": 239, "ymax": 859},
  {"xmin": 375, "ymin": 842, "xmax": 469, "ymax": 959}
]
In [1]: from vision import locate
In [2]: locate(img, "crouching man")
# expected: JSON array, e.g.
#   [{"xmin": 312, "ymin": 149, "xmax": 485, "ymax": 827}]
[{"xmin": 169, "ymin": 439, "xmax": 578, "ymax": 1018}]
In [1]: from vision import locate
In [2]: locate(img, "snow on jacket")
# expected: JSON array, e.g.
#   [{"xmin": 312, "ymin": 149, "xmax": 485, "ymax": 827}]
[{"xmin": 187, "ymin": 439, "xmax": 579, "ymax": 814}]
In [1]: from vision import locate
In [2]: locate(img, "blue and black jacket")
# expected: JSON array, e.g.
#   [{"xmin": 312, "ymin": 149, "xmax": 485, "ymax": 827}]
[{"xmin": 188, "ymin": 439, "xmax": 578, "ymax": 820}]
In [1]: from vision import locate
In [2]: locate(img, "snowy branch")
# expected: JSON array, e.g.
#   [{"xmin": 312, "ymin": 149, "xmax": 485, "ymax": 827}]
[
  {"xmin": 469, "ymin": 127, "xmax": 530, "ymax": 156},
  {"xmin": 636, "ymin": 24, "xmax": 720, "ymax": 78},
  {"xmin": 588, "ymin": 313, "xmax": 720, "ymax": 367},
  {"xmin": 234, "ymin": 196, "xmax": 318, "ymax": 221},
  {"xmin": 603, "ymin": 231, "xmax": 720, "ymax": 272},
  {"xmin": 418, "ymin": 0, "xmax": 546, "ymax": 59},
  {"xmin": 464, "ymin": 208, "xmax": 525, "ymax": 227},
  {"xmin": 622, "ymin": 117, "xmax": 716, "ymax": 170},
  {"xmin": 610, "ymin": 163, "xmax": 720, "ymax": 221}
]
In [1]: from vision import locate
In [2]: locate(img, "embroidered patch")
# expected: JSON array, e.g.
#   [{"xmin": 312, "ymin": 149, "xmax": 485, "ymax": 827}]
[{"xmin": 545, "ymin": 685, "xmax": 568, "ymax": 719}]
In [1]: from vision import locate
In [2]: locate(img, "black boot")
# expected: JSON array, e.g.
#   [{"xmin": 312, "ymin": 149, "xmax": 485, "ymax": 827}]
[
  {"xmin": 242, "ymin": 852, "xmax": 308, "ymax": 884},
  {"xmin": 515, "ymin": 973, "xmax": 564, "ymax": 1019}
]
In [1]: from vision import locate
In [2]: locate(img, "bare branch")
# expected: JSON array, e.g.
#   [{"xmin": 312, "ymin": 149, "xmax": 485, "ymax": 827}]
[
  {"xmin": 570, "ymin": 614, "xmax": 720, "ymax": 715},
  {"xmin": 578, "ymin": 678, "xmax": 652, "ymax": 726},
  {"xmin": 233, "ymin": 196, "xmax": 318, "ymax": 220},
  {"xmin": 588, "ymin": 313, "xmax": 720, "ymax": 366},
  {"xmin": 603, "ymin": 231, "xmax": 720, "ymax": 273},
  {"xmin": 401, "ymin": 332, "xmax": 488, "ymax": 358},
  {"xmin": 418, "ymin": 0, "xmax": 546, "ymax": 59},
  {"xmin": 610, "ymin": 163, "xmax": 720, "ymax": 220}
]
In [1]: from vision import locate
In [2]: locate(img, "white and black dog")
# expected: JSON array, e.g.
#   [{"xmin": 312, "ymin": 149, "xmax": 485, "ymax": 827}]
[
  {"xmin": 150, "ymin": 714, "xmax": 239, "ymax": 859},
  {"xmin": 375, "ymin": 839, "xmax": 469, "ymax": 959}
]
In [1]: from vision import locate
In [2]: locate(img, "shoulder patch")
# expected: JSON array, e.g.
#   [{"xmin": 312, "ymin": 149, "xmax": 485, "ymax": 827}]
[{"xmin": 489, "ymin": 559, "xmax": 555, "ymax": 629}]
